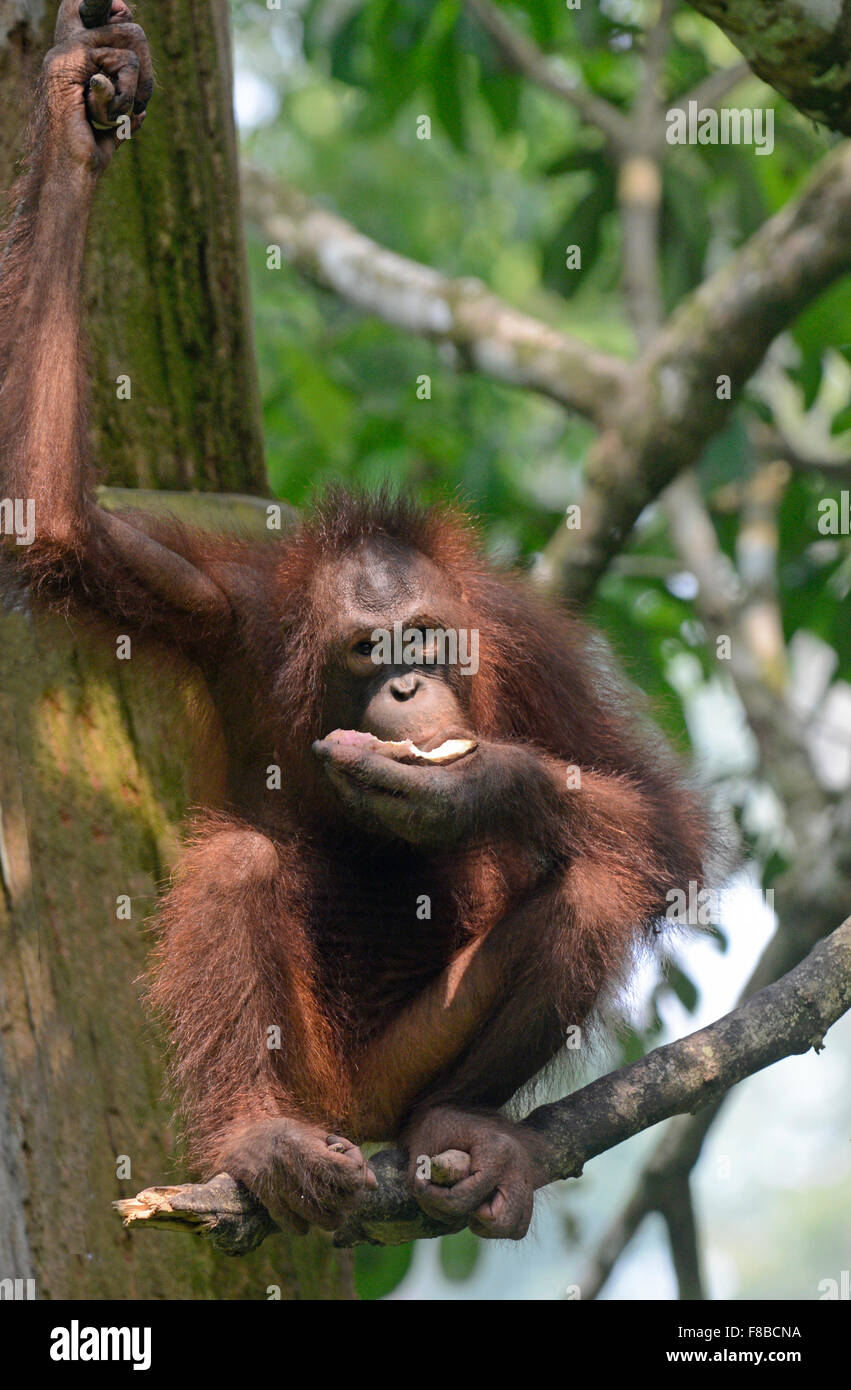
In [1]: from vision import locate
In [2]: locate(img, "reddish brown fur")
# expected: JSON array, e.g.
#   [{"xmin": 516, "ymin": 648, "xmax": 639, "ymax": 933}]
[
  {"xmin": 134, "ymin": 489, "xmax": 711, "ymax": 1167},
  {"xmin": 8, "ymin": 487, "xmax": 714, "ymax": 1179},
  {"xmin": 0, "ymin": 6, "xmax": 716, "ymax": 1236}
]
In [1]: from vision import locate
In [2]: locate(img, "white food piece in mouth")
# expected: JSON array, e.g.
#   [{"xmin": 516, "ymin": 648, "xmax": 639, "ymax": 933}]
[
  {"xmin": 408, "ymin": 738, "xmax": 477, "ymax": 764},
  {"xmin": 325, "ymin": 730, "xmax": 477, "ymax": 764}
]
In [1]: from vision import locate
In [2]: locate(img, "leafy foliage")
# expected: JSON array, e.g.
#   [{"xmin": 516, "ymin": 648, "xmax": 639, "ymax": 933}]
[{"xmin": 231, "ymin": 0, "xmax": 851, "ymax": 1295}]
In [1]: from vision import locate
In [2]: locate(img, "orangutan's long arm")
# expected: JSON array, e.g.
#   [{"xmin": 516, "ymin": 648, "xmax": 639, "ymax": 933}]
[{"xmin": 0, "ymin": 2, "xmax": 229, "ymax": 627}]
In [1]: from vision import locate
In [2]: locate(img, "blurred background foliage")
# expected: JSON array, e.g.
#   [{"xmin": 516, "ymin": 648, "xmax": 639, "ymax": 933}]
[{"xmin": 227, "ymin": 0, "xmax": 851, "ymax": 1299}]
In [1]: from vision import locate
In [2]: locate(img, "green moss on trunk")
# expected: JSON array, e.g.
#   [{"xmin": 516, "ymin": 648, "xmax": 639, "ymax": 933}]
[{"xmin": 0, "ymin": 1, "xmax": 353, "ymax": 1299}]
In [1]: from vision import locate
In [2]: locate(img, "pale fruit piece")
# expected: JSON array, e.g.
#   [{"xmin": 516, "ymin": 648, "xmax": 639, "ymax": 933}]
[
  {"xmin": 324, "ymin": 730, "xmax": 477, "ymax": 764},
  {"xmin": 410, "ymin": 738, "xmax": 477, "ymax": 765}
]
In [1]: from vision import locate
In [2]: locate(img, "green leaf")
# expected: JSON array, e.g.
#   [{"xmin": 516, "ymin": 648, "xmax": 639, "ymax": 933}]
[
  {"xmin": 439, "ymin": 1227, "xmax": 481, "ymax": 1280},
  {"xmin": 829, "ymin": 402, "xmax": 851, "ymax": 436},
  {"xmin": 325, "ymin": 7, "xmax": 369, "ymax": 85},
  {"xmin": 431, "ymin": 28, "xmax": 467, "ymax": 149},
  {"xmin": 354, "ymin": 1242, "xmax": 415, "ymax": 1300},
  {"xmin": 542, "ymin": 165, "xmax": 616, "ymax": 294},
  {"xmin": 525, "ymin": 1, "xmax": 557, "ymax": 48},
  {"xmin": 617, "ymin": 1023, "xmax": 650, "ymax": 1065},
  {"xmin": 543, "ymin": 145, "xmax": 609, "ymax": 178},
  {"xmin": 665, "ymin": 962, "xmax": 700, "ymax": 1013},
  {"xmin": 480, "ymin": 68, "xmax": 521, "ymax": 133},
  {"xmin": 662, "ymin": 165, "xmax": 711, "ymax": 304},
  {"xmin": 762, "ymin": 851, "xmax": 790, "ymax": 889}
]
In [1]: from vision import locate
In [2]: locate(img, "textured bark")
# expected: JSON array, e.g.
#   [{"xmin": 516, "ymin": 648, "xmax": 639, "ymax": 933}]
[
  {"xmin": 686, "ymin": 0, "xmax": 851, "ymax": 134},
  {"xmin": 0, "ymin": 1, "xmax": 353, "ymax": 1300},
  {"xmin": 243, "ymin": 168, "xmax": 626, "ymax": 423},
  {"xmin": 86, "ymin": 0, "xmax": 266, "ymax": 492},
  {"xmin": 0, "ymin": 5, "xmax": 49, "ymax": 189},
  {"xmin": 1, "ymin": 0, "xmax": 266, "ymax": 491}
]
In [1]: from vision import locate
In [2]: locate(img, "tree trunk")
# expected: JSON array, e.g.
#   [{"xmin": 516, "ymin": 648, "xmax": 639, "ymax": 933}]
[
  {"xmin": 0, "ymin": 1, "xmax": 353, "ymax": 1299},
  {"xmin": 685, "ymin": 0, "xmax": 851, "ymax": 134}
]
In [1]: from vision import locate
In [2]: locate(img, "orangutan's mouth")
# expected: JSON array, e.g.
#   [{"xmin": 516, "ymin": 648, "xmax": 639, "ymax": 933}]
[{"xmin": 322, "ymin": 729, "xmax": 477, "ymax": 765}]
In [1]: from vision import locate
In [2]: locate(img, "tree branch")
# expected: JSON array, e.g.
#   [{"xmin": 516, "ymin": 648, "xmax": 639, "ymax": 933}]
[
  {"xmin": 575, "ymin": 449, "xmax": 851, "ymax": 1296},
  {"xmin": 658, "ymin": 1175, "xmax": 706, "ymax": 1301},
  {"xmin": 675, "ymin": 60, "xmax": 752, "ymax": 114},
  {"xmin": 114, "ymin": 915, "xmax": 851, "ymax": 1253},
  {"xmin": 463, "ymin": 0, "xmax": 632, "ymax": 152},
  {"xmin": 539, "ymin": 141, "xmax": 851, "ymax": 605},
  {"xmin": 663, "ymin": 468, "xmax": 807, "ymax": 790},
  {"xmin": 242, "ymin": 169, "xmax": 627, "ymax": 423},
  {"xmin": 579, "ymin": 1103, "xmax": 719, "ymax": 1299},
  {"xmin": 577, "ymin": 799, "xmax": 851, "ymax": 1296},
  {"xmin": 244, "ymin": 112, "xmax": 851, "ymax": 606},
  {"xmin": 685, "ymin": 0, "xmax": 851, "ymax": 134},
  {"xmin": 617, "ymin": 0, "xmax": 673, "ymax": 345}
]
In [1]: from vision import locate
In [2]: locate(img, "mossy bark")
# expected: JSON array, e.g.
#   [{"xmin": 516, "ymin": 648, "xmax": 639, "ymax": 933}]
[
  {"xmin": 0, "ymin": 2, "xmax": 354, "ymax": 1299},
  {"xmin": 687, "ymin": 0, "xmax": 851, "ymax": 134}
]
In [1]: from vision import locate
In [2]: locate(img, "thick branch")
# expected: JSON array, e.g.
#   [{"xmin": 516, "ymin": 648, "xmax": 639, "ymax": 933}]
[
  {"xmin": 540, "ymin": 141, "xmax": 851, "ymax": 604},
  {"xmin": 242, "ymin": 169, "xmax": 626, "ymax": 423},
  {"xmin": 114, "ymin": 916, "xmax": 851, "ymax": 1253},
  {"xmin": 685, "ymin": 0, "xmax": 851, "ymax": 134}
]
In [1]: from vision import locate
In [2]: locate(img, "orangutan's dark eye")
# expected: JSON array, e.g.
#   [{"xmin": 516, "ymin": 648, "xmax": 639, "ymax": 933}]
[{"xmin": 354, "ymin": 640, "xmax": 374, "ymax": 658}]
